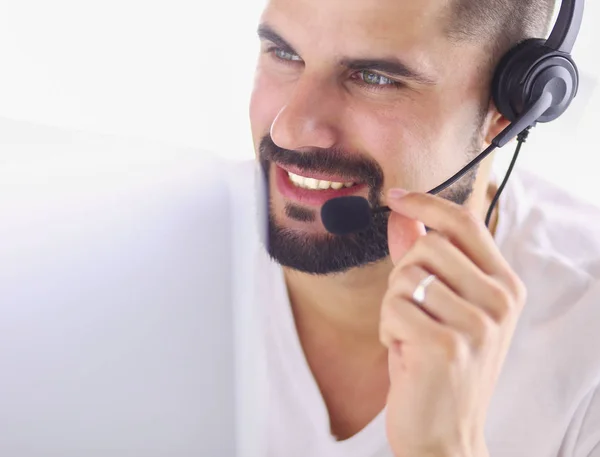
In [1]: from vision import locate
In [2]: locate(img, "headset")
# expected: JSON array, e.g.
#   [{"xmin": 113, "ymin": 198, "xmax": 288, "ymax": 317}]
[{"xmin": 322, "ymin": 0, "xmax": 585, "ymax": 236}]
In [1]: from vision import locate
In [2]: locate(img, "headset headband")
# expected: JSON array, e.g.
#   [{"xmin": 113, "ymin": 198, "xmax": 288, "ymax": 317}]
[{"xmin": 546, "ymin": 0, "xmax": 584, "ymax": 53}]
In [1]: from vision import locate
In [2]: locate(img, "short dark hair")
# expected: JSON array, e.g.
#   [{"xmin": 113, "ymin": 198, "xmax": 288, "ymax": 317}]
[{"xmin": 444, "ymin": 0, "xmax": 556, "ymax": 80}]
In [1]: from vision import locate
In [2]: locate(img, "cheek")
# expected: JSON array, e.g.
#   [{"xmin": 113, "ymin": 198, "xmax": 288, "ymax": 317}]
[
  {"xmin": 345, "ymin": 98, "xmax": 440, "ymax": 189},
  {"xmin": 344, "ymin": 91, "xmax": 481, "ymax": 193}
]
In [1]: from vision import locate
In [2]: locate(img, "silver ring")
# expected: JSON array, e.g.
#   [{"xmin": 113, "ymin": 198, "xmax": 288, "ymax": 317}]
[{"xmin": 412, "ymin": 274, "xmax": 437, "ymax": 306}]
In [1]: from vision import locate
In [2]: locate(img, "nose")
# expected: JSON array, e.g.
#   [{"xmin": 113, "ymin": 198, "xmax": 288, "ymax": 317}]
[{"xmin": 270, "ymin": 74, "xmax": 342, "ymax": 152}]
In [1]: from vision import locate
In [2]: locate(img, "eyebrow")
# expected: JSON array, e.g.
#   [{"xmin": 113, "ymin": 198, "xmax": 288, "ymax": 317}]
[
  {"xmin": 257, "ymin": 24, "xmax": 298, "ymax": 54},
  {"xmin": 257, "ymin": 23, "xmax": 437, "ymax": 86},
  {"xmin": 341, "ymin": 58, "xmax": 436, "ymax": 86}
]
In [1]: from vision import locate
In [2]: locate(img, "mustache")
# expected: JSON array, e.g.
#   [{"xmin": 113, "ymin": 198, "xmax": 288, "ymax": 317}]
[{"xmin": 258, "ymin": 135, "xmax": 385, "ymax": 193}]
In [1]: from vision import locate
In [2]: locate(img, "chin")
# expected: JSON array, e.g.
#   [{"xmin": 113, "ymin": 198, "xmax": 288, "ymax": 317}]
[{"xmin": 264, "ymin": 198, "xmax": 390, "ymax": 276}]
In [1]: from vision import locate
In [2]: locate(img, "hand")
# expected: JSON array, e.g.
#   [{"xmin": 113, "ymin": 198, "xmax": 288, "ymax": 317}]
[{"xmin": 379, "ymin": 190, "xmax": 527, "ymax": 457}]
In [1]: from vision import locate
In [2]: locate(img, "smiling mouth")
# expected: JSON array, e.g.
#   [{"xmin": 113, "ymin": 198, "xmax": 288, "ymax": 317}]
[
  {"xmin": 284, "ymin": 168, "xmax": 361, "ymax": 190},
  {"xmin": 273, "ymin": 163, "xmax": 367, "ymax": 209},
  {"xmin": 286, "ymin": 170, "xmax": 357, "ymax": 190}
]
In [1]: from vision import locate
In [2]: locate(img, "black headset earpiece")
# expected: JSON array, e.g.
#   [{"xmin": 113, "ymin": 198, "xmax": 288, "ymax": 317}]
[
  {"xmin": 491, "ymin": 0, "xmax": 583, "ymax": 129},
  {"xmin": 492, "ymin": 38, "xmax": 579, "ymax": 124}
]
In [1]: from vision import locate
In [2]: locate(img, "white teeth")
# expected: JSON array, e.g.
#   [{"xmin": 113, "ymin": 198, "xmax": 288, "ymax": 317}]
[
  {"xmin": 304, "ymin": 178, "xmax": 319, "ymax": 190},
  {"xmin": 287, "ymin": 171, "xmax": 355, "ymax": 190},
  {"xmin": 288, "ymin": 173, "xmax": 303, "ymax": 186}
]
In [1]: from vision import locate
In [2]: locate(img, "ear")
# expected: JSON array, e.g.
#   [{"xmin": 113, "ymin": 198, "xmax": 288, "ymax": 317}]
[{"xmin": 484, "ymin": 99, "xmax": 511, "ymax": 145}]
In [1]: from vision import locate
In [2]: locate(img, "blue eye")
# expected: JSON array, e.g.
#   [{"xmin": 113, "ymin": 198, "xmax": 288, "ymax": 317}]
[
  {"xmin": 359, "ymin": 70, "xmax": 395, "ymax": 86},
  {"xmin": 353, "ymin": 70, "xmax": 404, "ymax": 91},
  {"xmin": 272, "ymin": 48, "xmax": 302, "ymax": 62}
]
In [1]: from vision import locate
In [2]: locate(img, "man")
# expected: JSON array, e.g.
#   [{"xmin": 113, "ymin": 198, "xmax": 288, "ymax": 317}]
[{"xmin": 243, "ymin": 0, "xmax": 600, "ymax": 456}]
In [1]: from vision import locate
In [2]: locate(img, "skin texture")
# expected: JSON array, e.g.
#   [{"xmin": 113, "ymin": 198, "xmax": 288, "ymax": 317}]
[{"xmin": 248, "ymin": 0, "xmax": 524, "ymax": 454}]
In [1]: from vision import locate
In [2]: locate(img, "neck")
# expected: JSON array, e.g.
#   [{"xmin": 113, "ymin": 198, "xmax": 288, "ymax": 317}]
[
  {"xmin": 284, "ymin": 258, "xmax": 394, "ymax": 349},
  {"xmin": 472, "ymin": 153, "xmax": 500, "ymax": 236}
]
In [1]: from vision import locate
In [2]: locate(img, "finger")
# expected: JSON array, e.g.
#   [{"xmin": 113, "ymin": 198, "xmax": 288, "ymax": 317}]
[
  {"xmin": 380, "ymin": 282, "xmax": 454, "ymax": 351},
  {"xmin": 387, "ymin": 210, "xmax": 426, "ymax": 265},
  {"xmin": 390, "ymin": 231, "xmax": 510, "ymax": 322},
  {"xmin": 380, "ymin": 293, "xmax": 466, "ymax": 383},
  {"xmin": 386, "ymin": 190, "xmax": 512, "ymax": 279},
  {"xmin": 389, "ymin": 265, "xmax": 497, "ymax": 348}
]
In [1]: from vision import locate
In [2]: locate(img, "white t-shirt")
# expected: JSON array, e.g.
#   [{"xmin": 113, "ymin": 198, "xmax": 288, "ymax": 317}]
[{"xmin": 234, "ymin": 161, "xmax": 600, "ymax": 457}]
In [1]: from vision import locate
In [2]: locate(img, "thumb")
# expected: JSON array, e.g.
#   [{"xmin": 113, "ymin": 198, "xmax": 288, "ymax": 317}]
[
  {"xmin": 387, "ymin": 208, "xmax": 426, "ymax": 265},
  {"xmin": 388, "ymin": 341, "xmax": 405, "ymax": 383}
]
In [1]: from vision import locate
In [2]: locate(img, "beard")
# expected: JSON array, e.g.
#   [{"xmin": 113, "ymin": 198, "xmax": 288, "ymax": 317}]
[{"xmin": 258, "ymin": 128, "xmax": 483, "ymax": 276}]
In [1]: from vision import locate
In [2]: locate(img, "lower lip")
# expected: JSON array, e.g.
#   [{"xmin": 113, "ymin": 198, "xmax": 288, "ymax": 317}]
[{"xmin": 274, "ymin": 165, "xmax": 366, "ymax": 207}]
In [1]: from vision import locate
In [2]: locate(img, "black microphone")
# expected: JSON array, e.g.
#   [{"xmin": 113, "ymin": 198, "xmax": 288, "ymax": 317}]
[
  {"xmin": 321, "ymin": 197, "xmax": 374, "ymax": 235},
  {"xmin": 321, "ymin": 196, "xmax": 420, "ymax": 235}
]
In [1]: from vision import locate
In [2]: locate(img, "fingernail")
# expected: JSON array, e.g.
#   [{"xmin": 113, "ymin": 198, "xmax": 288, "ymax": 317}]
[{"xmin": 388, "ymin": 188, "xmax": 409, "ymax": 200}]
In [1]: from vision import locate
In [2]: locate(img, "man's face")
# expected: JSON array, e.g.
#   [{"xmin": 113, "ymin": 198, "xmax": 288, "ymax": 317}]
[{"xmin": 250, "ymin": 0, "xmax": 493, "ymax": 275}]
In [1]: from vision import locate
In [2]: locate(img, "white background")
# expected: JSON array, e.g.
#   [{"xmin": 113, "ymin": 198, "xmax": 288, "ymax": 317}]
[{"xmin": 0, "ymin": 0, "xmax": 599, "ymax": 203}]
